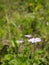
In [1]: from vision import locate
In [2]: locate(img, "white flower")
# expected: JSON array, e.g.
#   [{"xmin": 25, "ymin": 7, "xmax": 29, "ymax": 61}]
[
  {"xmin": 25, "ymin": 35, "xmax": 32, "ymax": 38},
  {"xmin": 28, "ymin": 38, "xmax": 41, "ymax": 43},
  {"xmin": 28, "ymin": 38, "xmax": 35, "ymax": 43},
  {"xmin": 35, "ymin": 38, "xmax": 41, "ymax": 43},
  {"xmin": 16, "ymin": 40, "xmax": 24, "ymax": 43}
]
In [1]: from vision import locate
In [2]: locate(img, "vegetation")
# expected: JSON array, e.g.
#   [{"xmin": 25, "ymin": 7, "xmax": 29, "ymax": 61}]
[{"xmin": 0, "ymin": 0, "xmax": 49, "ymax": 65}]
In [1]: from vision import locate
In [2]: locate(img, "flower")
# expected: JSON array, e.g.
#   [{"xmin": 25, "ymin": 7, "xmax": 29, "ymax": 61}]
[
  {"xmin": 16, "ymin": 40, "xmax": 24, "ymax": 43},
  {"xmin": 25, "ymin": 34, "xmax": 32, "ymax": 38},
  {"xmin": 35, "ymin": 38, "xmax": 41, "ymax": 43},
  {"xmin": 28, "ymin": 38, "xmax": 35, "ymax": 43},
  {"xmin": 28, "ymin": 38, "xmax": 41, "ymax": 43}
]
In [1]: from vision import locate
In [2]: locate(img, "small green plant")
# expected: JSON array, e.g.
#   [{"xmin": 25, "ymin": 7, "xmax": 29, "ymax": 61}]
[{"xmin": 0, "ymin": 0, "xmax": 49, "ymax": 65}]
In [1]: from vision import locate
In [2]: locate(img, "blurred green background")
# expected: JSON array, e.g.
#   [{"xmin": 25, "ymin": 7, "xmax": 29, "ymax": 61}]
[{"xmin": 0, "ymin": 0, "xmax": 49, "ymax": 65}]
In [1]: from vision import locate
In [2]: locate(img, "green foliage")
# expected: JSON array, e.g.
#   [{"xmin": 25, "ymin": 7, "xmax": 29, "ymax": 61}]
[{"xmin": 0, "ymin": 0, "xmax": 49, "ymax": 65}]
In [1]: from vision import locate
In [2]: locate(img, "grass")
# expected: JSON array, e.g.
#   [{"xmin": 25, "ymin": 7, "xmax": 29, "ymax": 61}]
[{"xmin": 0, "ymin": 0, "xmax": 49, "ymax": 65}]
